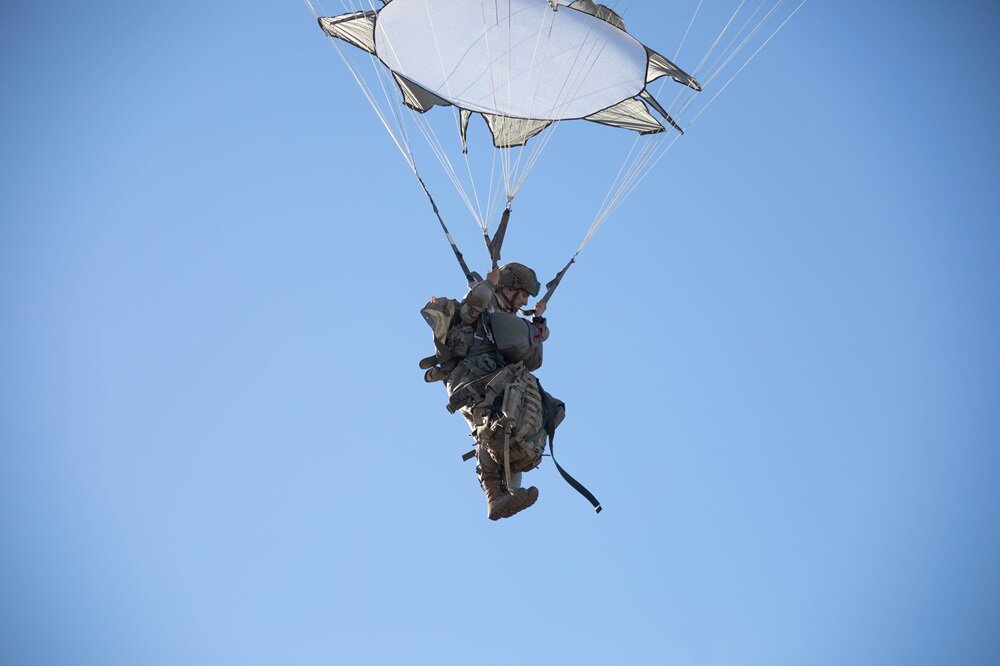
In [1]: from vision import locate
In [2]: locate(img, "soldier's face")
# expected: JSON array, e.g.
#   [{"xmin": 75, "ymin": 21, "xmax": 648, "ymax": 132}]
[{"xmin": 501, "ymin": 287, "xmax": 530, "ymax": 311}]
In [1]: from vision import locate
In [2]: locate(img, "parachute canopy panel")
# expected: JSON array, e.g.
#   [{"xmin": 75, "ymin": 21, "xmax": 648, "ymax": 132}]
[{"xmin": 318, "ymin": 12, "xmax": 377, "ymax": 54}]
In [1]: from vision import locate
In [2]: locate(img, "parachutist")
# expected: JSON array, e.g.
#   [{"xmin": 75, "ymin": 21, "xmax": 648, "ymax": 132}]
[{"xmin": 421, "ymin": 263, "xmax": 563, "ymax": 520}]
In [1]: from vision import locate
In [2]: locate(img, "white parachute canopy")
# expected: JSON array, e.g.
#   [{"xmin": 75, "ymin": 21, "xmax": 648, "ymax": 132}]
[{"xmin": 320, "ymin": 0, "xmax": 700, "ymax": 151}]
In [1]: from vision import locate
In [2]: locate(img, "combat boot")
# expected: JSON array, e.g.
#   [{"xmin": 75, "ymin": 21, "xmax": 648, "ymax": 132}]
[{"xmin": 481, "ymin": 476, "xmax": 538, "ymax": 520}]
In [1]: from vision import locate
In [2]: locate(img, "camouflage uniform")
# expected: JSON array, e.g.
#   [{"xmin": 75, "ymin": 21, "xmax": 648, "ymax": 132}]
[{"xmin": 445, "ymin": 264, "xmax": 565, "ymax": 520}]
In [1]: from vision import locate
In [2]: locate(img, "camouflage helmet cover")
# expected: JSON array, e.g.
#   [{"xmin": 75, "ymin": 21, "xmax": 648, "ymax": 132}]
[{"xmin": 497, "ymin": 262, "xmax": 540, "ymax": 297}]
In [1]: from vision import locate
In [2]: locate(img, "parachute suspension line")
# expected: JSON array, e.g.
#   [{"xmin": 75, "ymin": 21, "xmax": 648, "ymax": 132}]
[
  {"xmin": 308, "ymin": 0, "xmax": 417, "ymax": 173},
  {"xmin": 330, "ymin": 0, "xmax": 423, "ymax": 172},
  {"xmin": 410, "ymin": 111, "xmax": 488, "ymax": 230},
  {"xmin": 506, "ymin": 8, "xmax": 564, "ymax": 204},
  {"xmin": 412, "ymin": 2, "xmax": 491, "ymax": 229},
  {"xmin": 693, "ymin": 0, "xmax": 749, "ymax": 80},
  {"xmin": 364, "ymin": 0, "xmax": 487, "ymax": 268},
  {"xmin": 585, "ymin": 134, "xmax": 658, "ymax": 250},
  {"xmin": 476, "ymin": 1, "xmax": 511, "ymax": 218},
  {"xmin": 709, "ymin": 2, "xmax": 791, "ymax": 87},
  {"xmin": 513, "ymin": 0, "xmax": 609, "ymax": 194},
  {"xmin": 504, "ymin": 0, "xmax": 516, "ymax": 199},
  {"xmin": 485, "ymin": 141, "xmax": 503, "ymax": 229},
  {"xmin": 686, "ymin": 0, "xmax": 808, "ymax": 129},
  {"xmin": 458, "ymin": 110, "xmax": 489, "ymax": 227},
  {"xmin": 591, "ymin": 134, "xmax": 644, "ymax": 233},
  {"xmin": 592, "ymin": 133, "xmax": 682, "ymax": 238},
  {"xmin": 522, "ymin": 0, "xmax": 676, "ymax": 244},
  {"xmin": 701, "ymin": 0, "xmax": 772, "ymax": 86},
  {"xmin": 501, "ymin": 0, "xmax": 523, "ymax": 205},
  {"xmin": 614, "ymin": 0, "xmax": 800, "ymax": 206},
  {"xmin": 511, "ymin": 2, "xmax": 618, "ymax": 201},
  {"xmin": 370, "ymin": 0, "xmax": 489, "ymax": 230},
  {"xmin": 660, "ymin": 0, "xmax": 747, "ymax": 119},
  {"xmin": 584, "ymin": 0, "xmax": 804, "ymax": 249},
  {"xmin": 504, "ymin": 4, "xmax": 558, "ymax": 204},
  {"xmin": 697, "ymin": 0, "xmax": 784, "ymax": 91},
  {"xmin": 673, "ymin": 0, "xmax": 704, "ymax": 61},
  {"xmin": 487, "ymin": 0, "xmax": 647, "ymax": 215},
  {"xmin": 663, "ymin": 0, "xmax": 798, "ymax": 131},
  {"xmin": 479, "ymin": 1, "xmax": 562, "ymax": 220},
  {"xmin": 494, "ymin": 1, "xmax": 626, "ymax": 210},
  {"xmin": 579, "ymin": 0, "xmax": 699, "ymax": 237},
  {"xmin": 480, "ymin": 0, "xmax": 509, "ymax": 201},
  {"xmin": 312, "ymin": 0, "xmax": 483, "ymax": 279},
  {"xmin": 595, "ymin": 2, "xmax": 802, "ymax": 227}
]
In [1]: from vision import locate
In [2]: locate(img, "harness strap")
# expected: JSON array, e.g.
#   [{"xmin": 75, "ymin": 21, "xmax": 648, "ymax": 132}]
[
  {"xmin": 549, "ymin": 431, "xmax": 602, "ymax": 513},
  {"xmin": 503, "ymin": 429, "xmax": 513, "ymax": 494}
]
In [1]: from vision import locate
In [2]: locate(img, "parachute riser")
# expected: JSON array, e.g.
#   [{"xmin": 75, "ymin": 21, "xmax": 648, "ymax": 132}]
[
  {"xmin": 486, "ymin": 207, "xmax": 512, "ymax": 270},
  {"xmin": 523, "ymin": 256, "xmax": 575, "ymax": 315},
  {"xmin": 414, "ymin": 171, "xmax": 478, "ymax": 287}
]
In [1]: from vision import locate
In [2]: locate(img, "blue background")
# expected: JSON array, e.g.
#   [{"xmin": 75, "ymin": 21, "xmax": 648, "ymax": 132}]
[{"xmin": 2, "ymin": 1, "xmax": 998, "ymax": 664}]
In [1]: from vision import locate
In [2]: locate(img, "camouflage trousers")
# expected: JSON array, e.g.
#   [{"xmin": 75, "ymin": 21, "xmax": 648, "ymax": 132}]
[{"xmin": 459, "ymin": 362, "xmax": 547, "ymax": 485}]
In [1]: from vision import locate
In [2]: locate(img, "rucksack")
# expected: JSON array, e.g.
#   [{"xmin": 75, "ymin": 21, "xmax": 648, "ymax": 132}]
[{"xmin": 418, "ymin": 296, "xmax": 474, "ymax": 382}]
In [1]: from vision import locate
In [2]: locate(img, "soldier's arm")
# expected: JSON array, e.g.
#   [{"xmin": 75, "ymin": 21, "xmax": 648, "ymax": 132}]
[
  {"xmin": 523, "ymin": 321, "xmax": 544, "ymax": 371},
  {"xmin": 533, "ymin": 315, "xmax": 549, "ymax": 342},
  {"xmin": 460, "ymin": 280, "xmax": 496, "ymax": 324}
]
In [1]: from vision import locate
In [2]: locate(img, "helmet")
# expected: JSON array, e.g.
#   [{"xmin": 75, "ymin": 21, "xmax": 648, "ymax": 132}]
[{"xmin": 497, "ymin": 262, "xmax": 540, "ymax": 297}]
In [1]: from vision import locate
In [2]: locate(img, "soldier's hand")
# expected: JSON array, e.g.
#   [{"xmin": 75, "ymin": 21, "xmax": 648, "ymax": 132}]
[
  {"xmin": 487, "ymin": 266, "xmax": 500, "ymax": 285},
  {"xmin": 533, "ymin": 300, "xmax": 547, "ymax": 317}
]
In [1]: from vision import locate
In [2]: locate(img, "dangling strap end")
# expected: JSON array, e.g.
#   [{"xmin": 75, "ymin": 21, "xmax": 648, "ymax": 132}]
[{"xmin": 548, "ymin": 431, "xmax": 602, "ymax": 514}]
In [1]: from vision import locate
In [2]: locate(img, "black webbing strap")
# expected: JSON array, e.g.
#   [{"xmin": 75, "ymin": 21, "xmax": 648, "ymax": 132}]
[
  {"xmin": 486, "ymin": 207, "xmax": 511, "ymax": 269},
  {"xmin": 522, "ymin": 255, "xmax": 576, "ymax": 317},
  {"xmin": 414, "ymin": 171, "xmax": 476, "ymax": 286},
  {"xmin": 549, "ymin": 431, "xmax": 602, "ymax": 513},
  {"xmin": 540, "ymin": 255, "xmax": 575, "ymax": 306}
]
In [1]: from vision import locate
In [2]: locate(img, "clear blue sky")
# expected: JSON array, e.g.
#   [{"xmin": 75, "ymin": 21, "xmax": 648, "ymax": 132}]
[{"xmin": 2, "ymin": 2, "xmax": 998, "ymax": 665}]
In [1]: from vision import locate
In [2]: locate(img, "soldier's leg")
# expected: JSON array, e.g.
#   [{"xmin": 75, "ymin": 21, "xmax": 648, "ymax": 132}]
[{"xmin": 476, "ymin": 444, "xmax": 537, "ymax": 520}]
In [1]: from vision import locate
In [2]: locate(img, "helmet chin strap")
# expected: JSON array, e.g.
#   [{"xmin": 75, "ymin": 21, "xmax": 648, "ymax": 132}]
[{"xmin": 496, "ymin": 287, "xmax": 516, "ymax": 313}]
